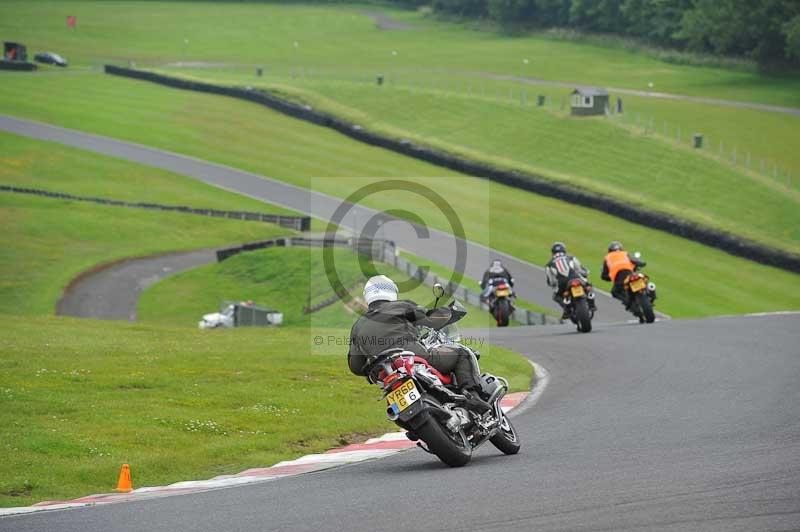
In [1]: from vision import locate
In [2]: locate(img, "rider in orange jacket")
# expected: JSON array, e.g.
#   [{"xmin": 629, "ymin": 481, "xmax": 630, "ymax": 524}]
[{"xmin": 601, "ymin": 241, "xmax": 646, "ymax": 307}]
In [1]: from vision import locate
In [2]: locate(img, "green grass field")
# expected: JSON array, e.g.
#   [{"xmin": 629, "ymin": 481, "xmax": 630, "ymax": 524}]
[
  {"xmin": 232, "ymin": 78, "xmax": 799, "ymax": 253},
  {"xmin": 0, "ymin": 315, "xmax": 533, "ymax": 507},
  {"xmin": 138, "ymin": 247, "xmax": 499, "ymax": 328},
  {"xmin": 0, "ymin": 72, "xmax": 797, "ymax": 317},
  {"xmin": 0, "ymin": 193, "xmax": 289, "ymax": 316},
  {"xmin": 3, "ymin": 1, "xmax": 799, "ymax": 106},
  {"xmin": 0, "ymin": 131, "xmax": 301, "ymax": 215}
]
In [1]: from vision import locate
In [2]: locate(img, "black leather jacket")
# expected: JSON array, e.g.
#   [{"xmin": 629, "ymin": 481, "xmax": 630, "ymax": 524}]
[{"xmin": 347, "ymin": 300, "xmax": 428, "ymax": 376}]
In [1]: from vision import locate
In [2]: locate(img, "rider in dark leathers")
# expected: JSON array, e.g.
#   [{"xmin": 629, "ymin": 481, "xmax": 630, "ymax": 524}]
[
  {"xmin": 480, "ymin": 260, "xmax": 514, "ymax": 301},
  {"xmin": 545, "ymin": 242, "xmax": 594, "ymax": 319},
  {"xmin": 347, "ymin": 275, "xmax": 490, "ymax": 412}
]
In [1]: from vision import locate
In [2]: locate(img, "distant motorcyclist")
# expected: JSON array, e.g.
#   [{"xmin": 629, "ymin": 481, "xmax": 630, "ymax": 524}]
[
  {"xmin": 480, "ymin": 260, "xmax": 514, "ymax": 301},
  {"xmin": 601, "ymin": 241, "xmax": 646, "ymax": 308},
  {"xmin": 347, "ymin": 275, "xmax": 490, "ymax": 412},
  {"xmin": 545, "ymin": 242, "xmax": 593, "ymax": 319}
]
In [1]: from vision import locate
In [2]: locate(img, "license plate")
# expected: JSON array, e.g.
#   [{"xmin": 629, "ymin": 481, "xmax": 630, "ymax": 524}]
[
  {"xmin": 570, "ymin": 285, "xmax": 585, "ymax": 297},
  {"xmin": 496, "ymin": 289, "xmax": 510, "ymax": 297},
  {"xmin": 386, "ymin": 380, "xmax": 420, "ymax": 413},
  {"xmin": 630, "ymin": 278, "xmax": 646, "ymax": 292}
]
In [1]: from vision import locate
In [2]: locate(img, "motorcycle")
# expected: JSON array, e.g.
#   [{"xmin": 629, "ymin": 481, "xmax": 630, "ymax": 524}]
[
  {"xmin": 485, "ymin": 280, "xmax": 515, "ymax": 327},
  {"xmin": 560, "ymin": 274, "xmax": 596, "ymax": 333},
  {"xmin": 364, "ymin": 284, "xmax": 521, "ymax": 467},
  {"xmin": 622, "ymin": 253, "xmax": 657, "ymax": 323}
]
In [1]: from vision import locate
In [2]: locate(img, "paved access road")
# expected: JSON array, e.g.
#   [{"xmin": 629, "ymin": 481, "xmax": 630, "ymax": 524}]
[
  {"xmin": 0, "ymin": 115, "xmax": 633, "ymax": 321},
  {"xmin": 3, "ymin": 314, "xmax": 798, "ymax": 532},
  {"xmin": 56, "ymin": 249, "xmax": 216, "ymax": 320}
]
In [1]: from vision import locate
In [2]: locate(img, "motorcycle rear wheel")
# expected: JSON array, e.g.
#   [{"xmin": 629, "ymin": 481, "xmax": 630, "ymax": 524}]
[
  {"xmin": 636, "ymin": 292, "xmax": 656, "ymax": 323},
  {"xmin": 495, "ymin": 298, "xmax": 511, "ymax": 327},
  {"xmin": 490, "ymin": 411, "xmax": 521, "ymax": 455},
  {"xmin": 416, "ymin": 417, "xmax": 472, "ymax": 467},
  {"xmin": 575, "ymin": 298, "xmax": 592, "ymax": 333}
]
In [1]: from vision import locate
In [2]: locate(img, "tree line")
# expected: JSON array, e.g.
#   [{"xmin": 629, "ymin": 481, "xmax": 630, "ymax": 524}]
[{"xmin": 391, "ymin": 0, "xmax": 800, "ymax": 70}]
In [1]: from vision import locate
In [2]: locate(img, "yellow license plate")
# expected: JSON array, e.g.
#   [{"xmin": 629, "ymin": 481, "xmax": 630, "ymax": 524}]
[
  {"xmin": 386, "ymin": 380, "xmax": 420, "ymax": 413},
  {"xmin": 496, "ymin": 289, "xmax": 510, "ymax": 297},
  {"xmin": 630, "ymin": 278, "xmax": 646, "ymax": 292},
  {"xmin": 570, "ymin": 285, "xmax": 585, "ymax": 297}
]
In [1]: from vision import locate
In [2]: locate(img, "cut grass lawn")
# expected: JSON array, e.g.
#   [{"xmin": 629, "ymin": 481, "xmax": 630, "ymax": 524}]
[
  {"xmin": 3, "ymin": 1, "xmax": 799, "ymax": 106},
  {"xmin": 0, "ymin": 315, "xmax": 533, "ymax": 507},
  {"xmin": 0, "ymin": 193, "xmax": 289, "ymax": 316},
  {"xmin": 0, "ymin": 72, "xmax": 797, "ymax": 317},
  {"xmin": 139, "ymin": 247, "xmax": 499, "ymax": 329},
  {"xmin": 234, "ymin": 78, "xmax": 800, "ymax": 254},
  {"xmin": 0, "ymin": 131, "xmax": 301, "ymax": 216}
]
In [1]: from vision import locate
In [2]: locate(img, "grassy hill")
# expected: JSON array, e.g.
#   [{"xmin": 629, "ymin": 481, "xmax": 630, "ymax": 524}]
[{"xmin": 0, "ymin": 72, "xmax": 798, "ymax": 316}]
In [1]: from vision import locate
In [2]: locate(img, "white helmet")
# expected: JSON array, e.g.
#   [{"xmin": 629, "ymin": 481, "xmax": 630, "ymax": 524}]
[{"xmin": 363, "ymin": 275, "xmax": 398, "ymax": 305}]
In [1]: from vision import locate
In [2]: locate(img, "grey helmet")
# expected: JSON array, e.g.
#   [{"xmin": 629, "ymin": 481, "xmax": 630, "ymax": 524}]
[{"xmin": 608, "ymin": 241, "xmax": 623, "ymax": 252}]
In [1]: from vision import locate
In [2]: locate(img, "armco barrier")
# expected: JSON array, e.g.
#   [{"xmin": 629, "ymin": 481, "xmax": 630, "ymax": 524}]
[
  {"xmin": 216, "ymin": 236, "xmax": 555, "ymax": 325},
  {"xmin": 104, "ymin": 65, "xmax": 800, "ymax": 274},
  {"xmin": 1, "ymin": 184, "xmax": 311, "ymax": 232}
]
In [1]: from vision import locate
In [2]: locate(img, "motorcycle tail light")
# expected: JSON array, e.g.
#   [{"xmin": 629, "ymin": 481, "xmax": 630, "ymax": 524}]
[
  {"xmin": 496, "ymin": 283, "xmax": 507, "ymax": 290},
  {"xmin": 570, "ymin": 279, "xmax": 581, "ymax": 286},
  {"xmin": 389, "ymin": 379, "xmax": 406, "ymax": 391}
]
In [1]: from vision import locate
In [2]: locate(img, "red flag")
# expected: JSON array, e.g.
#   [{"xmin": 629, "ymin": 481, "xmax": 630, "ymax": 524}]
[{"xmin": 66, "ymin": 16, "xmax": 76, "ymax": 28}]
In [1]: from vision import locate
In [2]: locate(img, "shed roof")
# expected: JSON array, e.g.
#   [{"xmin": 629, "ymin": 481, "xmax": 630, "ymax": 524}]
[{"xmin": 572, "ymin": 87, "xmax": 609, "ymax": 96}]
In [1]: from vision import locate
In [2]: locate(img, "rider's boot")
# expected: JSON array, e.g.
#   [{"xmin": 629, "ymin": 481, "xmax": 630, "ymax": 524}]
[{"xmin": 461, "ymin": 386, "xmax": 492, "ymax": 414}]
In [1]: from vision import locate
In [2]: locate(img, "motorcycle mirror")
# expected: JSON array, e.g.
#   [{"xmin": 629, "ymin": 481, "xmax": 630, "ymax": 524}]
[
  {"xmin": 432, "ymin": 283, "xmax": 445, "ymax": 298},
  {"xmin": 432, "ymin": 282, "xmax": 444, "ymax": 308}
]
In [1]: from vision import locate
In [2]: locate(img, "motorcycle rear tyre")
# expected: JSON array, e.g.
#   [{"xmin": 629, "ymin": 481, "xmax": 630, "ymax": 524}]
[
  {"xmin": 636, "ymin": 292, "xmax": 656, "ymax": 323},
  {"xmin": 416, "ymin": 417, "xmax": 472, "ymax": 467},
  {"xmin": 495, "ymin": 298, "xmax": 511, "ymax": 327},
  {"xmin": 575, "ymin": 298, "xmax": 592, "ymax": 333}
]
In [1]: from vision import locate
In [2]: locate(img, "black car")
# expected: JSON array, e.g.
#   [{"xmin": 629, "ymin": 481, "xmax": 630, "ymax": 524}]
[{"xmin": 34, "ymin": 52, "xmax": 67, "ymax": 67}]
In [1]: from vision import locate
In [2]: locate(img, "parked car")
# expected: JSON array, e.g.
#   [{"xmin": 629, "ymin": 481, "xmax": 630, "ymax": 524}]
[{"xmin": 34, "ymin": 52, "xmax": 67, "ymax": 67}]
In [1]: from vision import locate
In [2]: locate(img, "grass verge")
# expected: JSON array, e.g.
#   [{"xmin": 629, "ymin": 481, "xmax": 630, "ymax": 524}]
[{"xmin": 0, "ymin": 314, "xmax": 533, "ymax": 507}]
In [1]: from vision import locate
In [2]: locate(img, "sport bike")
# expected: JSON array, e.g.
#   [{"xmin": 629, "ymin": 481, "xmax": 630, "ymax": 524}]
[
  {"xmin": 560, "ymin": 275, "xmax": 596, "ymax": 333},
  {"xmin": 486, "ymin": 280, "xmax": 515, "ymax": 327},
  {"xmin": 622, "ymin": 254, "xmax": 657, "ymax": 323},
  {"xmin": 364, "ymin": 284, "xmax": 521, "ymax": 467}
]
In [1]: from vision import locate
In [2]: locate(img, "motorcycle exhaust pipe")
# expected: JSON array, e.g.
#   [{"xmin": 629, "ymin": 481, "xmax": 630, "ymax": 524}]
[{"xmin": 386, "ymin": 407, "xmax": 400, "ymax": 421}]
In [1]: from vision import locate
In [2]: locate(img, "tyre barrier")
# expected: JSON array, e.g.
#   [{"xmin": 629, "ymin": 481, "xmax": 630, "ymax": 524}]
[
  {"xmin": 1, "ymin": 184, "xmax": 311, "ymax": 232},
  {"xmin": 104, "ymin": 65, "xmax": 800, "ymax": 274}
]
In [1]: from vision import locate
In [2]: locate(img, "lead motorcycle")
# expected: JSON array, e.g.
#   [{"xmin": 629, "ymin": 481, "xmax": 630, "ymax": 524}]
[
  {"xmin": 622, "ymin": 252, "xmax": 657, "ymax": 323},
  {"xmin": 364, "ymin": 284, "xmax": 521, "ymax": 467}
]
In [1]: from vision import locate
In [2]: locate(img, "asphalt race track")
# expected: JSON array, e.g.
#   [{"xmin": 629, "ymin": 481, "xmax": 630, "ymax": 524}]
[
  {"xmin": 2, "ymin": 314, "xmax": 798, "ymax": 532},
  {"xmin": 0, "ymin": 114, "xmax": 635, "ymax": 322},
  {"xmin": 56, "ymin": 249, "xmax": 217, "ymax": 320}
]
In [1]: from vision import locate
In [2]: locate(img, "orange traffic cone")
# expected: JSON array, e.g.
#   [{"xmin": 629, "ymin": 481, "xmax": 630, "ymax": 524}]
[{"xmin": 115, "ymin": 464, "xmax": 133, "ymax": 492}]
